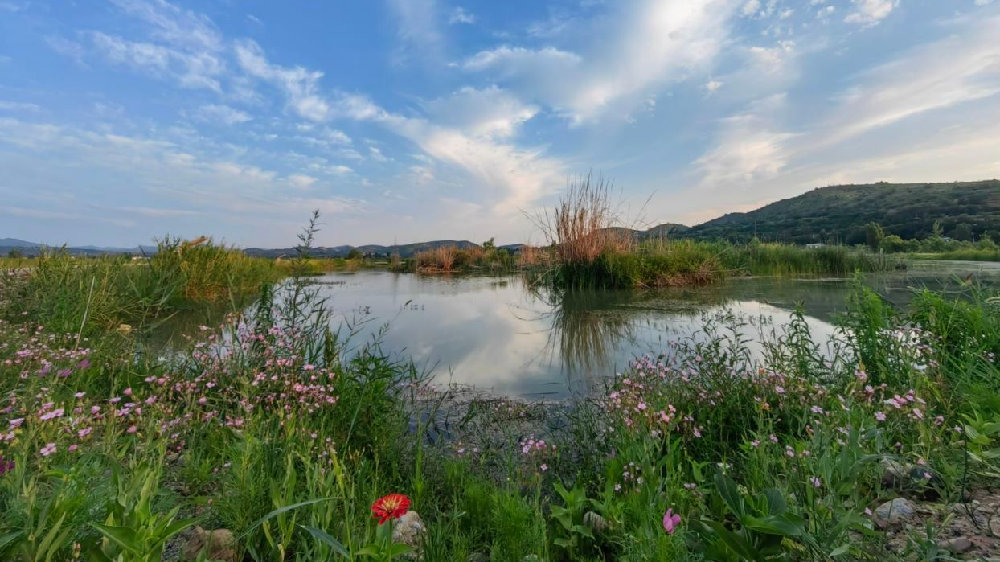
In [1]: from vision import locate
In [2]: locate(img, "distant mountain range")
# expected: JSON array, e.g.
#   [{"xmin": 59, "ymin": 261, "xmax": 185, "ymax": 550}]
[
  {"xmin": 5, "ymin": 180, "xmax": 998, "ymax": 257},
  {"xmin": 680, "ymin": 180, "xmax": 1000, "ymax": 244}
]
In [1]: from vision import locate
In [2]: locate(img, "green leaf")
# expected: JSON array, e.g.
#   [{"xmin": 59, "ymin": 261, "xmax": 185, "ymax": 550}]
[
  {"xmin": 714, "ymin": 471, "xmax": 745, "ymax": 518},
  {"xmin": 92, "ymin": 523, "xmax": 143, "ymax": 554},
  {"xmin": 830, "ymin": 544, "xmax": 851, "ymax": 557},
  {"xmin": 743, "ymin": 513, "xmax": 806, "ymax": 537},
  {"xmin": 703, "ymin": 520, "xmax": 757, "ymax": 561},
  {"xmin": 0, "ymin": 530, "xmax": 23, "ymax": 551},
  {"xmin": 238, "ymin": 497, "xmax": 332, "ymax": 539},
  {"xmin": 763, "ymin": 488, "xmax": 787, "ymax": 516},
  {"xmin": 300, "ymin": 526, "xmax": 350, "ymax": 558}
]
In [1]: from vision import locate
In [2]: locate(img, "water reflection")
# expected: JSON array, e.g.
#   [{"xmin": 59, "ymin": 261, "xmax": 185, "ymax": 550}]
[{"xmin": 151, "ymin": 262, "xmax": 1000, "ymax": 398}]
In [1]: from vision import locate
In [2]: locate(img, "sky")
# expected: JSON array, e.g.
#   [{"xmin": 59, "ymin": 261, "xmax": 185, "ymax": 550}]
[{"xmin": 0, "ymin": 0, "xmax": 998, "ymax": 248}]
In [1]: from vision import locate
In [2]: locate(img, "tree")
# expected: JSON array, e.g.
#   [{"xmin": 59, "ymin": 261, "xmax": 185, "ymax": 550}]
[
  {"xmin": 346, "ymin": 248, "xmax": 362, "ymax": 260},
  {"xmin": 864, "ymin": 222, "xmax": 884, "ymax": 250},
  {"xmin": 951, "ymin": 223, "xmax": 974, "ymax": 242},
  {"xmin": 7, "ymin": 249, "xmax": 23, "ymax": 259}
]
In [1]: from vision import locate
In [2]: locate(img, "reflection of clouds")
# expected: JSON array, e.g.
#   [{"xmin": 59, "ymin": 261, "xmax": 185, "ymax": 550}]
[{"xmin": 315, "ymin": 272, "xmax": 845, "ymax": 398}]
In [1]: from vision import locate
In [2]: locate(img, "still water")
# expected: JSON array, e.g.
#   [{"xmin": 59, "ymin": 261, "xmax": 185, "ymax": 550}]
[{"xmin": 316, "ymin": 261, "xmax": 1000, "ymax": 398}]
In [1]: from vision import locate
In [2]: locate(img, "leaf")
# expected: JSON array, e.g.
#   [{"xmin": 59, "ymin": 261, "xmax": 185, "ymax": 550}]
[
  {"xmin": 763, "ymin": 488, "xmax": 787, "ymax": 516},
  {"xmin": 300, "ymin": 525, "xmax": 350, "ymax": 558},
  {"xmin": 830, "ymin": 544, "xmax": 851, "ymax": 557},
  {"xmin": 743, "ymin": 513, "xmax": 806, "ymax": 537},
  {"xmin": 714, "ymin": 471, "xmax": 745, "ymax": 518},
  {"xmin": 703, "ymin": 520, "xmax": 757, "ymax": 561},
  {"xmin": 0, "ymin": 530, "xmax": 23, "ymax": 551},
  {"xmin": 92, "ymin": 523, "xmax": 143, "ymax": 555},
  {"xmin": 238, "ymin": 497, "xmax": 332, "ymax": 539}
]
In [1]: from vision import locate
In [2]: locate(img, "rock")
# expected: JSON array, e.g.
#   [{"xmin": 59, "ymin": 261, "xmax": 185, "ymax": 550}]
[
  {"xmin": 991, "ymin": 515, "xmax": 1000, "ymax": 536},
  {"xmin": 583, "ymin": 511, "xmax": 609, "ymax": 532},
  {"xmin": 181, "ymin": 527, "xmax": 238, "ymax": 562},
  {"xmin": 941, "ymin": 537, "xmax": 973, "ymax": 554},
  {"xmin": 873, "ymin": 498, "xmax": 917, "ymax": 529},
  {"xmin": 393, "ymin": 511, "xmax": 427, "ymax": 558},
  {"xmin": 881, "ymin": 459, "xmax": 908, "ymax": 488}
]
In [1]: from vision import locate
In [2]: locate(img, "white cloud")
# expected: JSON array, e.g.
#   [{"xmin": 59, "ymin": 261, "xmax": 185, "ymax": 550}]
[
  {"xmin": 288, "ymin": 173, "xmax": 317, "ymax": 189},
  {"xmin": 705, "ymin": 80, "xmax": 723, "ymax": 92},
  {"xmin": 817, "ymin": 14, "xmax": 1000, "ymax": 146},
  {"xmin": 449, "ymin": 7, "xmax": 475, "ymax": 24},
  {"xmin": 844, "ymin": 0, "xmax": 898, "ymax": 26},
  {"xmin": 0, "ymin": 100, "xmax": 41, "ymax": 112},
  {"xmin": 107, "ymin": 0, "xmax": 223, "ymax": 52},
  {"xmin": 695, "ymin": 95, "xmax": 796, "ymax": 188},
  {"xmin": 194, "ymin": 104, "xmax": 252, "ymax": 124},
  {"xmin": 422, "ymin": 86, "xmax": 538, "ymax": 139},
  {"xmin": 386, "ymin": 0, "xmax": 443, "ymax": 61},
  {"xmin": 234, "ymin": 39, "xmax": 330, "ymax": 120},
  {"xmin": 742, "ymin": 0, "xmax": 761, "ymax": 17},
  {"xmin": 90, "ymin": 32, "xmax": 225, "ymax": 91},
  {"xmin": 462, "ymin": 0, "xmax": 737, "ymax": 122}
]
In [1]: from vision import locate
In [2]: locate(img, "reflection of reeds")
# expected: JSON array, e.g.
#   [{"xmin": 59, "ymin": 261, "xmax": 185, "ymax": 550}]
[{"xmin": 546, "ymin": 291, "xmax": 635, "ymax": 388}]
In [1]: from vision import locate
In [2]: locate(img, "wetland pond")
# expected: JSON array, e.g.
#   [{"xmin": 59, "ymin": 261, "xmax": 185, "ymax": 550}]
[{"xmin": 307, "ymin": 260, "xmax": 1000, "ymax": 399}]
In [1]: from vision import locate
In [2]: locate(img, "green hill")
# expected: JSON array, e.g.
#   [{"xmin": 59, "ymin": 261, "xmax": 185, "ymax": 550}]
[{"xmin": 682, "ymin": 180, "xmax": 1000, "ymax": 244}]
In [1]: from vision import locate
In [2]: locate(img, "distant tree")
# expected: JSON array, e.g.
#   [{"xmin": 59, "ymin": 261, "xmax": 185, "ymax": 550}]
[
  {"xmin": 864, "ymin": 222, "xmax": 885, "ymax": 250},
  {"xmin": 7, "ymin": 249, "xmax": 23, "ymax": 259},
  {"xmin": 482, "ymin": 237, "xmax": 496, "ymax": 251},
  {"xmin": 951, "ymin": 223, "xmax": 974, "ymax": 242},
  {"xmin": 880, "ymin": 235, "xmax": 907, "ymax": 253},
  {"xmin": 932, "ymin": 220, "xmax": 944, "ymax": 239},
  {"xmin": 346, "ymin": 248, "xmax": 362, "ymax": 260}
]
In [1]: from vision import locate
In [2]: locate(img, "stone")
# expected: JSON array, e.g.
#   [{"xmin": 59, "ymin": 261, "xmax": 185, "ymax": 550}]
[
  {"xmin": 941, "ymin": 537, "xmax": 973, "ymax": 554},
  {"xmin": 991, "ymin": 515, "xmax": 1000, "ymax": 537},
  {"xmin": 393, "ymin": 510, "xmax": 427, "ymax": 558},
  {"xmin": 873, "ymin": 498, "xmax": 917, "ymax": 529},
  {"xmin": 181, "ymin": 527, "xmax": 238, "ymax": 562}
]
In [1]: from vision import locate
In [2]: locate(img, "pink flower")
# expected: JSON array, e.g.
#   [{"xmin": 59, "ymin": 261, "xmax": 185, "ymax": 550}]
[
  {"xmin": 662, "ymin": 508, "xmax": 681, "ymax": 534},
  {"xmin": 875, "ymin": 411, "xmax": 886, "ymax": 422},
  {"xmin": 40, "ymin": 443, "xmax": 56, "ymax": 457}
]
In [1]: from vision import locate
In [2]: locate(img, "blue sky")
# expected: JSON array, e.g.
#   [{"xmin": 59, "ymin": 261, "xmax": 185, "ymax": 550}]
[{"xmin": 0, "ymin": 0, "xmax": 997, "ymax": 247}]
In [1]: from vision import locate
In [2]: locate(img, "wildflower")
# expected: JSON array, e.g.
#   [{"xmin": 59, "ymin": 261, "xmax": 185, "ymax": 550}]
[
  {"xmin": 0, "ymin": 456, "xmax": 13, "ymax": 475},
  {"xmin": 40, "ymin": 443, "xmax": 56, "ymax": 457},
  {"xmin": 662, "ymin": 508, "xmax": 681, "ymax": 534},
  {"xmin": 875, "ymin": 411, "xmax": 886, "ymax": 422},
  {"xmin": 809, "ymin": 476, "xmax": 821, "ymax": 488},
  {"xmin": 371, "ymin": 493, "xmax": 410, "ymax": 524},
  {"xmin": 9, "ymin": 418, "xmax": 23, "ymax": 428},
  {"xmin": 751, "ymin": 440, "xmax": 760, "ymax": 447},
  {"xmin": 540, "ymin": 464, "xmax": 548, "ymax": 472}
]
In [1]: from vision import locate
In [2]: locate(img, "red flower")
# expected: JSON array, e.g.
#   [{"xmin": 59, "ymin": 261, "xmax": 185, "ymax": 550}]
[{"xmin": 371, "ymin": 494, "xmax": 411, "ymax": 524}]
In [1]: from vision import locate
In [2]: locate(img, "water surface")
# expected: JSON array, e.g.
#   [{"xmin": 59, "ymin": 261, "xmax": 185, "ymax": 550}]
[{"xmin": 316, "ymin": 261, "xmax": 1000, "ymax": 398}]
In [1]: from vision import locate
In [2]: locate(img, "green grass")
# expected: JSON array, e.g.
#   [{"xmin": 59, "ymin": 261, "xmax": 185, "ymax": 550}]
[
  {"xmin": 908, "ymin": 249, "xmax": 1000, "ymax": 262},
  {"xmin": 542, "ymin": 239, "xmax": 902, "ymax": 290},
  {"xmin": 0, "ymin": 238, "xmax": 281, "ymax": 336},
  {"xmin": 1, "ymin": 223, "xmax": 997, "ymax": 560}
]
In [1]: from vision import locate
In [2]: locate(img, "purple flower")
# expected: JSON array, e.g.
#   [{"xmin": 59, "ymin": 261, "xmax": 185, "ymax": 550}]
[
  {"xmin": 0, "ymin": 456, "xmax": 13, "ymax": 475},
  {"xmin": 662, "ymin": 508, "xmax": 681, "ymax": 534}
]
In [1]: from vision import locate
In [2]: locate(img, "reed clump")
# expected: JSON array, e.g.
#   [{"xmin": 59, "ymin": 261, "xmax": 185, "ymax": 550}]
[{"xmin": 0, "ymin": 237, "xmax": 280, "ymax": 335}]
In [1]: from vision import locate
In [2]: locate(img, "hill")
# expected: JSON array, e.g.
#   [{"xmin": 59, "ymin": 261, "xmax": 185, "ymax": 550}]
[
  {"xmin": 681, "ymin": 180, "xmax": 1000, "ymax": 244},
  {"xmin": 243, "ymin": 240, "xmax": 481, "ymax": 259}
]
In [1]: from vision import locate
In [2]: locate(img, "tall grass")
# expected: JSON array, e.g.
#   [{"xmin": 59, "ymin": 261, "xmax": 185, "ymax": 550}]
[
  {"xmin": 536, "ymin": 177, "xmax": 900, "ymax": 290},
  {"xmin": 0, "ymin": 237, "xmax": 280, "ymax": 335}
]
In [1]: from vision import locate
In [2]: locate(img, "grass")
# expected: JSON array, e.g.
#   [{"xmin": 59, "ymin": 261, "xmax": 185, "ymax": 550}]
[
  {"xmin": 0, "ymin": 237, "xmax": 281, "ymax": 336},
  {"xmin": 2, "ymin": 213, "xmax": 998, "ymax": 560},
  {"xmin": 908, "ymin": 248, "xmax": 1000, "ymax": 262},
  {"xmin": 533, "ymin": 177, "xmax": 903, "ymax": 291}
]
